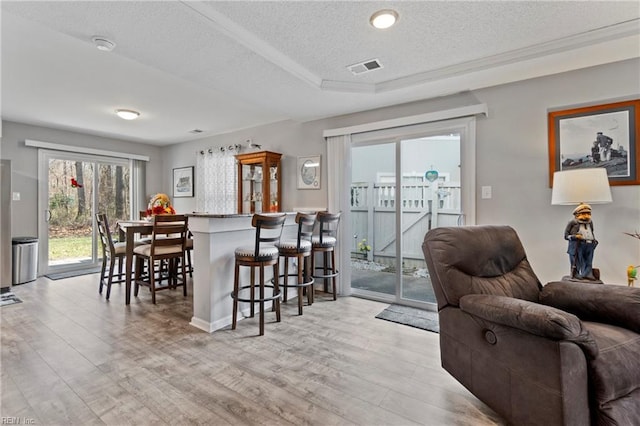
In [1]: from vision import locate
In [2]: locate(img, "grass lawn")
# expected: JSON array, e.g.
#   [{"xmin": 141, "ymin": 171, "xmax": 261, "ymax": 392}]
[{"xmin": 49, "ymin": 236, "xmax": 93, "ymax": 261}]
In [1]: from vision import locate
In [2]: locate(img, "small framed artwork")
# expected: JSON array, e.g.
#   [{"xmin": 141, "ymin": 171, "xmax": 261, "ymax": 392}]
[
  {"xmin": 173, "ymin": 166, "xmax": 194, "ymax": 197},
  {"xmin": 297, "ymin": 155, "xmax": 321, "ymax": 189},
  {"xmin": 548, "ymin": 99, "xmax": 640, "ymax": 186}
]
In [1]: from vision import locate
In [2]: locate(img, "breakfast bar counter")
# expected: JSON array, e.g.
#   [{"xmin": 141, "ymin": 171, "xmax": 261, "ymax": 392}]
[{"xmin": 186, "ymin": 212, "xmax": 297, "ymax": 332}]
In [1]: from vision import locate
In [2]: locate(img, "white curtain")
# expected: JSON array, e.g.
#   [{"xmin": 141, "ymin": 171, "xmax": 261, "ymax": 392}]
[
  {"xmin": 326, "ymin": 134, "xmax": 352, "ymax": 296},
  {"xmin": 196, "ymin": 149, "xmax": 237, "ymax": 214}
]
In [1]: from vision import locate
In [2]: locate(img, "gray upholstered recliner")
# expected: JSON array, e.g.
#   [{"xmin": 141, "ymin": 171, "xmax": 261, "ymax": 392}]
[{"xmin": 422, "ymin": 225, "xmax": 640, "ymax": 426}]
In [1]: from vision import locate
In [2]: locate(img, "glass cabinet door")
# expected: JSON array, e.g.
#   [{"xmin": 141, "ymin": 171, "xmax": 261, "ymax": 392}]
[
  {"xmin": 241, "ymin": 163, "xmax": 264, "ymax": 213},
  {"xmin": 269, "ymin": 165, "xmax": 278, "ymax": 212},
  {"xmin": 236, "ymin": 151, "xmax": 282, "ymax": 214}
]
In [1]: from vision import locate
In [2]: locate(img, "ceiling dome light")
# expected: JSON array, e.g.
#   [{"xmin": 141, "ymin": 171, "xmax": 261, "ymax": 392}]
[
  {"xmin": 115, "ymin": 109, "xmax": 140, "ymax": 120},
  {"xmin": 370, "ymin": 9, "xmax": 398, "ymax": 29},
  {"xmin": 92, "ymin": 36, "xmax": 116, "ymax": 52}
]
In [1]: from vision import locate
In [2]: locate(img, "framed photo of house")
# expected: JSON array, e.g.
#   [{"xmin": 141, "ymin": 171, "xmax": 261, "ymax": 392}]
[
  {"xmin": 548, "ymin": 99, "xmax": 640, "ymax": 186},
  {"xmin": 173, "ymin": 166, "xmax": 194, "ymax": 197},
  {"xmin": 297, "ymin": 155, "xmax": 321, "ymax": 189}
]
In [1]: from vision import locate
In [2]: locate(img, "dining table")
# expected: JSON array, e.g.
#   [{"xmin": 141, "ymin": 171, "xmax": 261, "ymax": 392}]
[{"xmin": 116, "ymin": 219, "xmax": 153, "ymax": 304}]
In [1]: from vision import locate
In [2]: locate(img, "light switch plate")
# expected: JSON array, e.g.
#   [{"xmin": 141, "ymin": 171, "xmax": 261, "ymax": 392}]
[
  {"xmin": 481, "ymin": 186, "xmax": 492, "ymax": 199},
  {"xmin": 12, "ymin": 192, "xmax": 20, "ymax": 201}
]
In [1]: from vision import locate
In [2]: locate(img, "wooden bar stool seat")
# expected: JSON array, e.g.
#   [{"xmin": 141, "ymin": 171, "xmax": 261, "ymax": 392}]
[
  {"xmin": 311, "ymin": 211, "xmax": 341, "ymax": 301},
  {"xmin": 273, "ymin": 212, "xmax": 316, "ymax": 315},
  {"xmin": 231, "ymin": 214, "xmax": 286, "ymax": 336}
]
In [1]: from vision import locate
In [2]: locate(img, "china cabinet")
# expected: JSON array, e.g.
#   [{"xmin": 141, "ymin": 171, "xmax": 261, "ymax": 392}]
[{"xmin": 236, "ymin": 151, "xmax": 282, "ymax": 214}]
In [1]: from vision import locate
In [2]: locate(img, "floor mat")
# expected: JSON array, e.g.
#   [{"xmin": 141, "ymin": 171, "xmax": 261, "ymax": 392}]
[
  {"xmin": 45, "ymin": 267, "xmax": 102, "ymax": 280},
  {"xmin": 375, "ymin": 304, "xmax": 439, "ymax": 333},
  {"xmin": 1, "ymin": 292, "xmax": 23, "ymax": 307}
]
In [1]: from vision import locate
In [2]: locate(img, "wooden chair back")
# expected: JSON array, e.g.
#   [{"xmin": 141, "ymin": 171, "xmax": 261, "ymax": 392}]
[
  {"xmin": 315, "ymin": 211, "xmax": 341, "ymax": 244},
  {"xmin": 150, "ymin": 214, "xmax": 189, "ymax": 260},
  {"xmin": 96, "ymin": 213, "xmax": 116, "ymax": 257},
  {"xmin": 294, "ymin": 212, "xmax": 316, "ymax": 250},
  {"xmin": 251, "ymin": 213, "xmax": 286, "ymax": 257}
]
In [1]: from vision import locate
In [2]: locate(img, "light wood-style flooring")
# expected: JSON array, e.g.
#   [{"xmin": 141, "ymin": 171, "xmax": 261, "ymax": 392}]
[{"xmin": 1, "ymin": 274, "xmax": 504, "ymax": 425}]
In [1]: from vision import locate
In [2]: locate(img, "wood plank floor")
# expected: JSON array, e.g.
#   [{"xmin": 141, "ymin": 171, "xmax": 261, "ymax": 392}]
[{"xmin": 1, "ymin": 274, "xmax": 504, "ymax": 425}]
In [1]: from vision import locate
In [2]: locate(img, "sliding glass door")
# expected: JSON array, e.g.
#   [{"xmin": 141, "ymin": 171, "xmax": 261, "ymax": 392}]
[
  {"xmin": 399, "ymin": 134, "xmax": 462, "ymax": 304},
  {"xmin": 38, "ymin": 150, "xmax": 132, "ymax": 275},
  {"xmin": 350, "ymin": 122, "xmax": 468, "ymax": 309}
]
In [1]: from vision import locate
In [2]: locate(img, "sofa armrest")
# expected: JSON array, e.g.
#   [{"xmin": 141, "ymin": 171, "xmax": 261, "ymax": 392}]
[
  {"xmin": 460, "ymin": 294, "xmax": 598, "ymax": 358},
  {"xmin": 540, "ymin": 281, "xmax": 640, "ymax": 333}
]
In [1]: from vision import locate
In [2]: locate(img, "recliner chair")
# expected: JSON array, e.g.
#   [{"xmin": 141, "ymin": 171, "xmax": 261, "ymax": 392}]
[{"xmin": 422, "ymin": 225, "xmax": 640, "ymax": 426}]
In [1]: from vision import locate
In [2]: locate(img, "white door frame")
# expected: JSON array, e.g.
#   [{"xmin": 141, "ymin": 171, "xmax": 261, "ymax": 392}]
[
  {"xmin": 327, "ymin": 114, "xmax": 480, "ymax": 301},
  {"xmin": 37, "ymin": 149, "xmax": 131, "ymax": 275}
]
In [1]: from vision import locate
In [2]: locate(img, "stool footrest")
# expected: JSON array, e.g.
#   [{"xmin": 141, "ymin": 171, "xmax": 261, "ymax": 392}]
[
  {"xmin": 312, "ymin": 267, "xmax": 339, "ymax": 279},
  {"xmin": 231, "ymin": 285, "xmax": 282, "ymax": 303},
  {"xmin": 272, "ymin": 274, "xmax": 315, "ymax": 289}
]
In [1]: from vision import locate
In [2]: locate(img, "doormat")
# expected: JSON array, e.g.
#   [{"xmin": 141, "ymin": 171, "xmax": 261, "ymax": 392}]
[
  {"xmin": 45, "ymin": 267, "xmax": 102, "ymax": 280},
  {"xmin": 375, "ymin": 304, "xmax": 439, "ymax": 333},
  {"xmin": 1, "ymin": 292, "xmax": 22, "ymax": 307}
]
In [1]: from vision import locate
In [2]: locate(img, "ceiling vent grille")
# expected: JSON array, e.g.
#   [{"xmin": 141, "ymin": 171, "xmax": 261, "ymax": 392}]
[{"xmin": 347, "ymin": 59, "xmax": 383, "ymax": 75}]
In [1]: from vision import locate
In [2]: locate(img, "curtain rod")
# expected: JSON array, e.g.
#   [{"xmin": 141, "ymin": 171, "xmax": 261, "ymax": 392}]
[{"xmin": 198, "ymin": 144, "xmax": 242, "ymax": 155}]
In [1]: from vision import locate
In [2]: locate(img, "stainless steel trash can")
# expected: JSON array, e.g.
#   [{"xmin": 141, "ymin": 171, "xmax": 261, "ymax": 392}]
[{"xmin": 12, "ymin": 237, "xmax": 38, "ymax": 285}]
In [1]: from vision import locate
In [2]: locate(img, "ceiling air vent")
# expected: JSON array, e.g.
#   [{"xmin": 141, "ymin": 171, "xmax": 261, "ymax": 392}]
[
  {"xmin": 347, "ymin": 59, "xmax": 383, "ymax": 75},
  {"xmin": 189, "ymin": 129, "xmax": 204, "ymax": 134}
]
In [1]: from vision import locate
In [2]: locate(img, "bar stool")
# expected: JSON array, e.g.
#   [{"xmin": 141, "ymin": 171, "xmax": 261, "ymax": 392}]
[
  {"xmin": 311, "ymin": 211, "xmax": 341, "ymax": 301},
  {"xmin": 273, "ymin": 212, "xmax": 316, "ymax": 315},
  {"xmin": 231, "ymin": 213, "xmax": 286, "ymax": 335}
]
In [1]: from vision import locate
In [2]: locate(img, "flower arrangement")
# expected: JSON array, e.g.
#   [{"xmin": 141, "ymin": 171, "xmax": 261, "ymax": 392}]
[
  {"xmin": 146, "ymin": 193, "xmax": 175, "ymax": 216},
  {"xmin": 357, "ymin": 238, "xmax": 371, "ymax": 254}
]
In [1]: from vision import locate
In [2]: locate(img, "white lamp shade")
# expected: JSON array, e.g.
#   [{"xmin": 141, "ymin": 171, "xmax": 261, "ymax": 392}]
[{"xmin": 551, "ymin": 168, "xmax": 612, "ymax": 205}]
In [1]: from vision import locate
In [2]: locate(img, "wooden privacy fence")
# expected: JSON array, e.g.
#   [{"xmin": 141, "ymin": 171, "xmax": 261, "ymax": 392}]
[{"xmin": 350, "ymin": 181, "xmax": 463, "ymax": 269}]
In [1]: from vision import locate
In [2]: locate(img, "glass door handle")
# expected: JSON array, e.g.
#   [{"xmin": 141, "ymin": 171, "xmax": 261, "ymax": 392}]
[{"xmin": 45, "ymin": 210, "xmax": 51, "ymax": 222}]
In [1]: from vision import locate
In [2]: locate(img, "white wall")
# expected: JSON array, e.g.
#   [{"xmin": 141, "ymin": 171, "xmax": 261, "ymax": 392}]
[
  {"xmin": 163, "ymin": 59, "xmax": 640, "ymax": 285},
  {"xmin": 473, "ymin": 59, "xmax": 639, "ymax": 285}
]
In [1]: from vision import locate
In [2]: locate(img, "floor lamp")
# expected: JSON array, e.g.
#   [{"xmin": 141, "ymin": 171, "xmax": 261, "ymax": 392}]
[{"xmin": 551, "ymin": 168, "xmax": 612, "ymax": 281}]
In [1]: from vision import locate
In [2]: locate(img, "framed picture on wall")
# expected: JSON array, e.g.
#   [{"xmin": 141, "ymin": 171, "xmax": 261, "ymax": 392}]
[
  {"xmin": 297, "ymin": 155, "xmax": 321, "ymax": 189},
  {"xmin": 173, "ymin": 166, "xmax": 194, "ymax": 197},
  {"xmin": 548, "ymin": 99, "xmax": 640, "ymax": 186}
]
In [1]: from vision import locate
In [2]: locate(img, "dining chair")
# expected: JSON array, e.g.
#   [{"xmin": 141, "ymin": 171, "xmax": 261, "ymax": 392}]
[
  {"xmin": 141, "ymin": 210, "xmax": 192, "ymax": 277},
  {"xmin": 96, "ymin": 213, "xmax": 143, "ymax": 300},
  {"xmin": 133, "ymin": 214, "xmax": 189, "ymax": 304}
]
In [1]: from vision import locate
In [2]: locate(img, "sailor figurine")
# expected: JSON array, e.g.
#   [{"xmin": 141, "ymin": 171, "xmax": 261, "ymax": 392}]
[{"xmin": 564, "ymin": 203, "xmax": 598, "ymax": 280}]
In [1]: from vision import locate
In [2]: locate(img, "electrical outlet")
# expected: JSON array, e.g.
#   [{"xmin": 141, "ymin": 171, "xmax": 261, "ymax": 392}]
[{"xmin": 481, "ymin": 186, "xmax": 492, "ymax": 199}]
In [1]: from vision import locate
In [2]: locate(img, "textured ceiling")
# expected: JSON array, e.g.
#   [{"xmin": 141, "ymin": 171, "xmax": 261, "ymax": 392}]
[{"xmin": 2, "ymin": 1, "xmax": 639, "ymax": 145}]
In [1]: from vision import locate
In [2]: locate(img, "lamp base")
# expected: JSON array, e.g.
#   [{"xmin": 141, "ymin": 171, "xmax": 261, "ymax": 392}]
[{"xmin": 561, "ymin": 268, "xmax": 604, "ymax": 284}]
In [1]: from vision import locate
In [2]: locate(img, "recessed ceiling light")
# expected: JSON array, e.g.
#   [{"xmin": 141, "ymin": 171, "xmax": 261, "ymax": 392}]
[
  {"xmin": 92, "ymin": 36, "xmax": 116, "ymax": 52},
  {"xmin": 115, "ymin": 109, "xmax": 140, "ymax": 120},
  {"xmin": 370, "ymin": 9, "xmax": 398, "ymax": 29}
]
